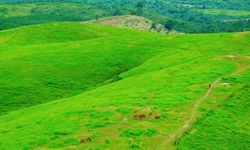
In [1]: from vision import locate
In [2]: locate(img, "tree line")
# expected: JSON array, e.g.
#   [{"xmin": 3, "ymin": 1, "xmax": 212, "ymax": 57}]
[{"xmin": 0, "ymin": 0, "xmax": 249, "ymax": 33}]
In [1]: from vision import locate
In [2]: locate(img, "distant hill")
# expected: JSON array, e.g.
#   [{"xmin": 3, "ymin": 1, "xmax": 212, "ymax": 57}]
[
  {"xmin": 85, "ymin": 15, "xmax": 177, "ymax": 34},
  {"xmin": 0, "ymin": 2, "xmax": 115, "ymax": 30},
  {"xmin": 0, "ymin": 0, "xmax": 249, "ymax": 33}
]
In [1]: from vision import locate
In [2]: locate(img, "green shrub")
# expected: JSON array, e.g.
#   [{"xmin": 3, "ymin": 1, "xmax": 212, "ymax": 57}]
[{"xmin": 120, "ymin": 128, "xmax": 144, "ymax": 138}]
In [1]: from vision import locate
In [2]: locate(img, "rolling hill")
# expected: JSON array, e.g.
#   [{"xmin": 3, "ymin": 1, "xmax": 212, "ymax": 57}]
[
  {"xmin": 0, "ymin": 22, "xmax": 170, "ymax": 115},
  {"xmin": 0, "ymin": 22, "xmax": 249, "ymax": 149}
]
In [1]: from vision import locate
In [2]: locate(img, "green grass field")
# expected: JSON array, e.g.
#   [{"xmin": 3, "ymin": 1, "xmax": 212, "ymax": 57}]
[
  {"xmin": 201, "ymin": 9, "xmax": 250, "ymax": 17},
  {"xmin": 0, "ymin": 3, "xmax": 35, "ymax": 17},
  {"xmin": 0, "ymin": 2, "xmax": 113, "ymax": 30},
  {"xmin": 0, "ymin": 22, "xmax": 249, "ymax": 149}
]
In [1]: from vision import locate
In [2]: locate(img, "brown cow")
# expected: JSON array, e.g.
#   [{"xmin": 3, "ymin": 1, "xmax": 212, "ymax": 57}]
[
  {"xmin": 149, "ymin": 112, "xmax": 153, "ymax": 116},
  {"xmin": 138, "ymin": 114, "xmax": 146, "ymax": 119},
  {"xmin": 80, "ymin": 137, "xmax": 85, "ymax": 144},
  {"xmin": 155, "ymin": 115, "xmax": 160, "ymax": 119}
]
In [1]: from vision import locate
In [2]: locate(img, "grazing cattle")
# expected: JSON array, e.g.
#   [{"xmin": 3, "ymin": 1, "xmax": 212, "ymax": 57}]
[
  {"xmin": 149, "ymin": 112, "xmax": 153, "ymax": 116},
  {"xmin": 138, "ymin": 114, "xmax": 146, "ymax": 119},
  {"xmin": 155, "ymin": 115, "xmax": 160, "ymax": 119},
  {"xmin": 87, "ymin": 137, "xmax": 92, "ymax": 142},
  {"xmin": 80, "ymin": 137, "xmax": 85, "ymax": 144}
]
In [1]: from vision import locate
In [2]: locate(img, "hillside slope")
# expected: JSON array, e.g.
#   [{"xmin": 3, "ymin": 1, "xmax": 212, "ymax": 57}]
[
  {"xmin": 0, "ymin": 23, "xmax": 249, "ymax": 149},
  {"xmin": 0, "ymin": 22, "xmax": 169, "ymax": 114}
]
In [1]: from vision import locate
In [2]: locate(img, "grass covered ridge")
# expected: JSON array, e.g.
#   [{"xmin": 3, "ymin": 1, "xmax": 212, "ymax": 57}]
[
  {"xmin": 0, "ymin": 23, "xmax": 249, "ymax": 149},
  {"xmin": 0, "ymin": 22, "xmax": 169, "ymax": 114}
]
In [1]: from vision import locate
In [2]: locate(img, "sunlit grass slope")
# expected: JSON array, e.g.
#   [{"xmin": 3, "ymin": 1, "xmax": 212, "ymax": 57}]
[
  {"xmin": 0, "ymin": 23, "xmax": 249, "ymax": 149},
  {"xmin": 177, "ymin": 84, "xmax": 250, "ymax": 150},
  {"xmin": 0, "ymin": 22, "xmax": 168, "ymax": 114}
]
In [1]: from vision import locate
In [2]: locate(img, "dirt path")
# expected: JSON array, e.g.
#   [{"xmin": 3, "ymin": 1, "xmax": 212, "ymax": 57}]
[{"xmin": 159, "ymin": 77, "xmax": 222, "ymax": 149}]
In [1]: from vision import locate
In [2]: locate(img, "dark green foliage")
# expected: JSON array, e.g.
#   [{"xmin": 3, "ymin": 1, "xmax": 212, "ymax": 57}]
[
  {"xmin": 0, "ymin": 0, "xmax": 249, "ymax": 33},
  {"xmin": 136, "ymin": 1, "xmax": 144, "ymax": 16},
  {"xmin": 163, "ymin": 19, "xmax": 174, "ymax": 30},
  {"xmin": 150, "ymin": 22, "xmax": 156, "ymax": 29}
]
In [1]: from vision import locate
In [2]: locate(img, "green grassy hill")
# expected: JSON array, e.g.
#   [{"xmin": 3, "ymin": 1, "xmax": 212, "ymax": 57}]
[
  {"xmin": 0, "ymin": 22, "xmax": 170, "ymax": 115},
  {"xmin": 0, "ymin": 23, "xmax": 249, "ymax": 149}
]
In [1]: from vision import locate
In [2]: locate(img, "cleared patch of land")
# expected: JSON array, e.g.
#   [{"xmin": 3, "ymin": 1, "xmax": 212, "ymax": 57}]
[{"xmin": 85, "ymin": 15, "xmax": 175, "ymax": 33}]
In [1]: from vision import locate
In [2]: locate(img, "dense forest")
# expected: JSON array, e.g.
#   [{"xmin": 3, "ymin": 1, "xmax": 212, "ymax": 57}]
[{"xmin": 0, "ymin": 0, "xmax": 250, "ymax": 33}]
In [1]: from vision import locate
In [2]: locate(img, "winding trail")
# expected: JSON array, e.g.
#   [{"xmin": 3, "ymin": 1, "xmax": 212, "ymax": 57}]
[{"xmin": 160, "ymin": 77, "xmax": 222, "ymax": 149}]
